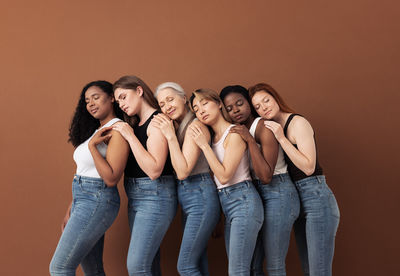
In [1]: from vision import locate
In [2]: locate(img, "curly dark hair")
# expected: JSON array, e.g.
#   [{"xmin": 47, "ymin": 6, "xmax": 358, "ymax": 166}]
[{"xmin": 68, "ymin": 80, "xmax": 124, "ymax": 147}]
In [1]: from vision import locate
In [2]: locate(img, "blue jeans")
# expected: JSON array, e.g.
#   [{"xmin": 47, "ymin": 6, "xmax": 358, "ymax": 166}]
[
  {"xmin": 50, "ymin": 175, "xmax": 120, "ymax": 276},
  {"xmin": 177, "ymin": 173, "xmax": 221, "ymax": 276},
  {"xmin": 251, "ymin": 173, "xmax": 300, "ymax": 276},
  {"xmin": 293, "ymin": 175, "xmax": 340, "ymax": 276},
  {"xmin": 124, "ymin": 175, "xmax": 177, "ymax": 276},
  {"xmin": 218, "ymin": 180, "xmax": 264, "ymax": 276}
]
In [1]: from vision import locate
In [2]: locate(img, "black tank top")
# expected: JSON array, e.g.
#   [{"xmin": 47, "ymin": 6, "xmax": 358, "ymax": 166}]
[
  {"xmin": 283, "ymin": 114, "xmax": 323, "ymax": 182},
  {"xmin": 124, "ymin": 111, "xmax": 174, "ymax": 178}
]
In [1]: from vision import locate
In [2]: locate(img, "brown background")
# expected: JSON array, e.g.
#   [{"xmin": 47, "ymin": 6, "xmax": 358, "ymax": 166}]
[{"xmin": 1, "ymin": 0, "xmax": 399, "ymax": 275}]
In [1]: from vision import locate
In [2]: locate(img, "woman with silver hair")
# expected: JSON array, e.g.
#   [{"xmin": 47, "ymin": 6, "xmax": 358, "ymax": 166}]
[{"xmin": 152, "ymin": 82, "xmax": 220, "ymax": 276}]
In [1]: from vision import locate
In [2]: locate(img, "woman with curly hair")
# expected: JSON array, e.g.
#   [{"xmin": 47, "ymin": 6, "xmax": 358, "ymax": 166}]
[{"xmin": 50, "ymin": 80, "xmax": 129, "ymax": 276}]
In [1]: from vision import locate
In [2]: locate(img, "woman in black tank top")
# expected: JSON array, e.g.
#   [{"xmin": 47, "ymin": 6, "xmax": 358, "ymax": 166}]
[
  {"xmin": 112, "ymin": 76, "xmax": 177, "ymax": 276},
  {"xmin": 249, "ymin": 83, "xmax": 340, "ymax": 276}
]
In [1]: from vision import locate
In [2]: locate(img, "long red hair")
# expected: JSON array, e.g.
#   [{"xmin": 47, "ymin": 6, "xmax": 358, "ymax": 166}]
[{"xmin": 248, "ymin": 83, "xmax": 295, "ymax": 113}]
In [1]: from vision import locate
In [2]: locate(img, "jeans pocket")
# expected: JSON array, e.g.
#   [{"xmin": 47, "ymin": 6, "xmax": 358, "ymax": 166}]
[
  {"xmin": 135, "ymin": 182, "xmax": 158, "ymax": 195},
  {"xmin": 78, "ymin": 182, "xmax": 102, "ymax": 198}
]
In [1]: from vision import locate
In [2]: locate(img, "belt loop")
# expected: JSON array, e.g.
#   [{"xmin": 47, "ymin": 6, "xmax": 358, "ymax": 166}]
[
  {"xmin": 279, "ymin": 174, "xmax": 284, "ymax": 182},
  {"xmin": 317, "ymin": 176, "xmax": 322, "ymax": 184}
]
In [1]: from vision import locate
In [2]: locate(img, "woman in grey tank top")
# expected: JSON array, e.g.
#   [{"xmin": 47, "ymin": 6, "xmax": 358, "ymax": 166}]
[{"xmin": 152, "ymin": 82, "xmax": 220, "ymax": 276}]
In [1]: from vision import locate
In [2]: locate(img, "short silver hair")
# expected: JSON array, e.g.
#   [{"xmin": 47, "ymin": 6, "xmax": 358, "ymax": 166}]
[{"xmin": 154, "ymin": 82, "xmax": 186, "ymax": 99}]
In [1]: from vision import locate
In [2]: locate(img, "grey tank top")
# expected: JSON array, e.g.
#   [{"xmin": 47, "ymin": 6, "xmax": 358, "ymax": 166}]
[{"xmin": 176, "ymin": 111, "xmax": 210, "ymax": 176}]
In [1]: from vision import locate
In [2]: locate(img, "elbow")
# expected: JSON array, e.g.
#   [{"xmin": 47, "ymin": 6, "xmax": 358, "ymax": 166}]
[
  {"xmin": 104, "ymin": 179, "xmax": 118, "ymax": 187},
  {"xmin": 217, "ymin": 176, "xmax": 230, "ymax": 185},
  {"xmin": 260, "ymin": 175, "xmax": 272, "ymax": 184},
  {"xmin": 176, "ymin": 171, "xmax": 190, "ymax": 181},
  {"xmin": 304, "ymin": 167, "xmax": 315, "ymax": 176},
  {"xmin": 148, "ymin": 170, "xmax": 162, "ymax": 180},
  {"xmin": 176, "ymin": 167, "xmax": 191, "ymax": 180}
]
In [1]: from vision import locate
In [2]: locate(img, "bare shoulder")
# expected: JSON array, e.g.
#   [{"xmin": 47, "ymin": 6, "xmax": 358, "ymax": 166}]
[
  {"xmin": 225, "ymin": 131, "xmax": 245, "ymax": 147},
  {"xmin": 190, "ymin": 119, "xmax": 209, "ymax": 133},
  {"xmin": 256, "ymin": 118, "xmax": 274, "ymax": 138},
  {"xmin": 291, "ymin": 116, "xmax": 314, "ymax": 132},
  {"xmin": 147, "ymin": 121, "xmax": 163, "ymax": 137},
  {"xmin": 288, "ymin": 116, "xmax": 315, "ymax": 143}
]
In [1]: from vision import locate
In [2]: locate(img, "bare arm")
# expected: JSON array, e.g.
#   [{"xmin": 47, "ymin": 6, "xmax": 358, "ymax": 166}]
[
  {"xmin": 113, "ymin": 121, "xmax": 169, "ymax": 180},
  {"xmin": 61, "ymin": 201, "xmax": 72, "ymax": 232},
  {"xmin": 152, "ymin": 115, "xmax": 210, "ymax": 180},
  {"xmin": 230, "ymin": 121, "xmax": 278, "ymax": 184},
  {"xmin": 265, "ymin": 116, "xmax": 316, "ymax": 175},
  {"xmin": 89, "ymin": 129, "xmax": 130, "ymax": 186},
  {"xmin": 190, "ymin": 125, "xmax": 247, "ymax": 185}
]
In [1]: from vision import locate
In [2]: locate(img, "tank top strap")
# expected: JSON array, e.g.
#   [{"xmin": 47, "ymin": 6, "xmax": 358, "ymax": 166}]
[
  {"xmin": 213, "ymin": 124, "xmax": 235, "ymax": 146},
  {"xmin": 283, "ymin": 113, "xmax": 302, "ymax": 135},
  {"xmin": 249, "ymin": 117, "xmax": 262, "ymax": 137},
  {"xmin": 177, "ymin": 112, "xmax": 196, "ymax": 146},
  {"xmin": 101, "ymin": 118, "xmax": 122, "ymax": 129}
]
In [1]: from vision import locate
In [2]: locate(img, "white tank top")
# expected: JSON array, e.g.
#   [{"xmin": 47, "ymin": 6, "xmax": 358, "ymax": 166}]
[
  {"xmin": 249, "ymin": 117, "xmax": 287, "ymax": 177},
  {"xmin": 73, "ymin": 118, "xmax": 122, "ymax": 178},
  {"xmin": 212, "ymin": 124, "xmax": 251, "ymax": 188}
]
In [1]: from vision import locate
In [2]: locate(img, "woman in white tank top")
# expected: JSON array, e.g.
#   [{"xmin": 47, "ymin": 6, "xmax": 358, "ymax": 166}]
[
  {"xmin": 220, "ymin": 85, "xmax": 300, "ymax": 276},
  {"xmin": 50, "ymin": 81, "xmax": 129, "ymax": 276},
  {"xmin": 188, "ymin": 88, "xmax": 263, "ymax": 276}
]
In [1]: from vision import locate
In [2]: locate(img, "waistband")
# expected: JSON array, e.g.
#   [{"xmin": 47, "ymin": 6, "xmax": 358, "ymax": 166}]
[
  {"xmin": 73, "ymin": 174, "xmax": 103, "ymax": 183},
  {"xmin": 295, "ymin": 175, "xmax": 326, "ymax": 186},
  {"xmin": 178, "ymin": 172, "xmax": 211, "ymax": 184},
  {"xmin": 217, "ymin": 180, "xmax": 252, "ymax": 193},
  {"xmin": 125, "ymin": 175, "xmax": 175, "ymax": 185}
]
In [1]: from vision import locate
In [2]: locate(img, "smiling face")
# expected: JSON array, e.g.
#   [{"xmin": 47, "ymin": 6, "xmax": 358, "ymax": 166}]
[
  {"xmin": 191, "ymin": 96, "xmax": 222, "ymax": 126},
  {"xmin": 251, "ymin": 90, "xmax": 280, "ymax": 120},
  {"xmin": 223, "ymin": 92, "xmax": 252, "ymax": 124},
  {"xmin": 85, "ymin": 86, "xmax": 114, "ymax": 120},
  {"xmin": 156, "ymin": 87, "xmax": 187, "ymax": 121},
  {"xmin": 114, "ymin": 87, "xmax": 142, "ymax": 116}
]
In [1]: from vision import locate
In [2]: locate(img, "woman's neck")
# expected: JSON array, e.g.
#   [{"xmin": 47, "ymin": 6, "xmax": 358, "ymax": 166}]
[
  {"xmin": 138, "ymin": 101, "xmax": 157, "ymax": 126},
  {"xmin": 274, "ymin": 112, "xmax": 291, "ymax": 126},
  {"xmin": 176, "ymin": 107, "xmax": 189, "ymax": 124},
  {"xmin": 211, "ymin": 114, "xmax": 231, "ymax": 138},
  {"xmin": 243, "ymin": 115, "xmax": 255, "ymax": 129},
  {"xmin": 99, "ymin": 112, "xmax": 116, "ymax": 127}
]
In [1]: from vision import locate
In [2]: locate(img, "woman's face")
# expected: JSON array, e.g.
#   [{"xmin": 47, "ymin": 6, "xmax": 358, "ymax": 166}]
[
  {"xmin": 85, "ymin": 86, "xmax": 114, "ymax": 120},
  {"xmin": 251, "ymin": 90, "xmax": 280, "ymax": 119},
  {"xmin": 191, "ymin": 96, "xmax": 221, "ymax": 125},
  {"xmin": 223, "ymin": 92, "xmax": 252, "ymax": 124},
  {"xmin": 156, "ymin": 88, "xmax": 187, "ymax": 121},
  {"xmin": 114, "ymin": 87, "xmax": 141, "ymax": 116}
]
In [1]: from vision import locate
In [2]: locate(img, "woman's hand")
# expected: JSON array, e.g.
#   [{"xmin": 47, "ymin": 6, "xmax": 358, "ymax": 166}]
[
  {"xmin": 264, "ymin": 120, "xmax": 285, "ymax": 142},
  {"xmin": 61, "ymin": 203, "xmax": 72, "ymax": 232},
  {"xmin": 112, "ymin": 122, "xmax": 134, "ymax": 142},
  {"xmin": 88, "ymin": 126, "xmax": 113, "ymax": 147},
  {"xmin": 151, "ymin": 114, "xmax": 176, "ymax": 140},
  {"xmin": 61, "ymin": 211, "xmax": 70, "ymax": 232},
  {"xmin": 188, "ymin": 123, "xmax": 209, "ymax": 150},
  {"xmin": 229, "ymin": 125, "xmax": 255, "ymax": 143}
]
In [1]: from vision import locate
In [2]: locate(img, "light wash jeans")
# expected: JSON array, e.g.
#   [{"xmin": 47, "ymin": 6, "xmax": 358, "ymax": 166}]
[
  {"xmin": 251, "ymin": 173, "xmax": 300, "ymax": 276},
  {"xmin": 177, "ymin": 173, "xmax": 221, "ymax": 276},
  {"xmin": 124, "ymin": 175, "xmax": 177, "ymax": 276},
  {"xmin": 49, "ymin": 175, "xmax": 120, "ymax": 276},
  {"xmin": 218, "ymin": 180, "xmax": 264, "ymax": 276},
  {"xmin": 293, "ymin": 175, "xmax": 340, "ymax": 276}
]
